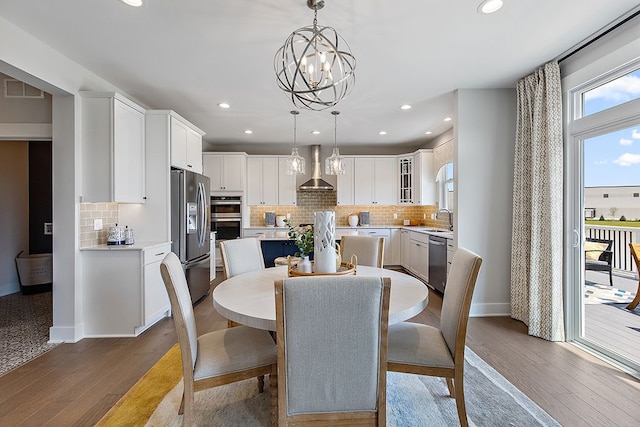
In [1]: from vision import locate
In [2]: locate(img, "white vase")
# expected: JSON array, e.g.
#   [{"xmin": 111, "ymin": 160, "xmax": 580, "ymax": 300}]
[
  {"xmin": 298, "ymin": 255, "xmax": 312, "ymax": 273},
  {"xmin": 348, "ymin": 214, "xmax": 359, "ymax": 227},
  {"xmin": 314, "ymin": 211, "xmax": 337, "ymax": 273}
]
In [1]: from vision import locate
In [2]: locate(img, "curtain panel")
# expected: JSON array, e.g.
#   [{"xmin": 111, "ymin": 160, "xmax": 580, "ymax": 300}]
[{"xmin": 511, "ymin": 61, "xmax": 565, "ymax": 341}]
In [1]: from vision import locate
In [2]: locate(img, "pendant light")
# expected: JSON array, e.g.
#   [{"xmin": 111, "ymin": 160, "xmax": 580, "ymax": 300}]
[
  {"xmin": 325, "ymin": 110, "xmax": 345, "ymax": 175},
  {"xmin": 274, "ymin": 0, "xmax": 356, "ymax": 111},
  {"xmin": 286, "ymin": 110, "xmax": 306, "ymax": 175}
]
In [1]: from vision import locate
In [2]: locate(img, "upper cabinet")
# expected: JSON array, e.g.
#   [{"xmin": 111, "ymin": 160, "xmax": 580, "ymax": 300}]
[
  {"xmin": 414, "ymin": 150, "xmax": 436, "ymax": 205},
  {"xmin": 81, "ymin": 91, "xmax": 146, "ymax": 203},
  {"xmin": 170, "ymin": 115, "xmax": 204, "ymax": 173},
  {"xmin": 336, "ymin": 157, "xmax": 355, "ymax": 206},
  {"xmin": 354, "ymin": 157, "xmax": 397, "ymax": 205},
  {"xmin": 247, "ymin": 157, "xmax": 279, "ymax": 205},
  {"xmin": 202, "ymin": 153, "xmax": 246, "ymax": 192},
  {"xmin": 278, "ymin": 158, "xmax": 297, "ymax": 206}
]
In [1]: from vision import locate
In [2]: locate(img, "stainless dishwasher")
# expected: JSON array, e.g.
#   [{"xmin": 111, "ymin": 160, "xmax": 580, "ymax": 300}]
[{"xmin": 428, "ymin": 235, "xmax": 448, "ymax": 293}]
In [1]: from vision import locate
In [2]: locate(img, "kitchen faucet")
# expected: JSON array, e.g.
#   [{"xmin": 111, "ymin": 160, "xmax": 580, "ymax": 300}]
[{"xmin": 436, "ymin": 208, "xmax": 453, "ymax": 231}]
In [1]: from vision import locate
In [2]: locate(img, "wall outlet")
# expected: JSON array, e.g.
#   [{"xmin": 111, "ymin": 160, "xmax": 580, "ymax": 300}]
[
  {"xmin": 393, "ymin": 213, "xmax": 398, "ymax": 219},
  {"xmin": 93, "ymin": 219, "xmax": 103, "ymax": 230},
  {"xmin": 423, "ymin": 213, "xmax": 427, "ymax": 219}
]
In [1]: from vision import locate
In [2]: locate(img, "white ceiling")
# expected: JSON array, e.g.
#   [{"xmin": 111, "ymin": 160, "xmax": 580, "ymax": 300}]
[{"xmin": 1, "ymin": 0, "xmax": 639, "ymax": 152}]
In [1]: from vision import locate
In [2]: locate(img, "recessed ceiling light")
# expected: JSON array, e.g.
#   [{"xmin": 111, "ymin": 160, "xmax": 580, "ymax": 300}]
[
  {"xmin": 444, "ymin": 117, "xmax": 452, "ymax": 122},
  {"xmin": 311, "ymin": 130, "xmax": 320, "ymax": 135},
  {"xmin": 400, "ymin": 104, "xmax": 412, "ymax": 110},
  {"xmin": 425, "ymin": 131, "xmax": 433, "ymax": 135},
  {"xmin": 478, "ymin": 0, "xmax": 503, "ymax": 14},
  {"xmin": 120, "ymin": 0, "xmax": 143, "ymax": 7},
  {"xmin": 379, "ymin": 131, "xmax": 387, "ymax": 135},
  {"xmin": 243, "ymin": 130, "xmax": 253, "ymax": 134},
  {"xmin": 218, "ymin": 102, "xmax": 230, "ymax": 109}
]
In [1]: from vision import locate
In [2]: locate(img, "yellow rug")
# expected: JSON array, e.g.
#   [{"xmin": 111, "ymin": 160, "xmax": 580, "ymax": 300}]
[{"xmin": 95, "ymin": 344, "xmax": 182, "ymax": 427}]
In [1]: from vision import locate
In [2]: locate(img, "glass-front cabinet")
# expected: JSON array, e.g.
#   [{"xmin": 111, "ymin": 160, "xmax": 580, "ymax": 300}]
[{"xmin": 399, "ymin": 156, "xmax": 413, "ymax": 204}]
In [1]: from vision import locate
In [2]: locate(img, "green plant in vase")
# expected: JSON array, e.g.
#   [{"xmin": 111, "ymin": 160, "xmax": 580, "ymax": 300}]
[{"xmin": 284, "ymin": 219, "xmax": 314, "ymax": 258}]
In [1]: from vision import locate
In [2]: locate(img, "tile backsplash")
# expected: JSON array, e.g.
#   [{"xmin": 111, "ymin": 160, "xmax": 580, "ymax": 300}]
[
  {"xmin": 79, "ymin": 203, "xmax": 119, "ymax": 248},
  {"xmin": 249, "ymin": 191, "xmax": 449, "ymax": 228}
]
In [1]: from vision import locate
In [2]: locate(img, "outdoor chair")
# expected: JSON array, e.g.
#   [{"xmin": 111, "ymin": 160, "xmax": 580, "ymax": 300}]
[
  {"xmin": 274, "ymin": 275, "xmax": 391, "ymax": 426},
  {"xmin": 387, "ymin": 247, "xmax": 482, "ymax": 427},
  {"xmin": 585, "ymin": 237, "xmax": 614, "ymax": 287},
  {"xmin": 626, "ymin": 243, "xmax": 640, "ymax": 310}
]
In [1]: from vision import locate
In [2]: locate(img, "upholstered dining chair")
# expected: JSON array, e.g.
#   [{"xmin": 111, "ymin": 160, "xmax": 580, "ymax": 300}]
[
  {"xmin": 274, "ymin": 275, "xmax": 391, "ymax": 426},
  {"xmin": 340, "ymin": 235, "xmax": 385, "ymax": 268},
  {"xmin": 219, "ymin": 237, "xmax": 265, "ymax": 327},
  {"xmin": 387, "ymin": 247, "xmax": 482, "ymax": 427},
  {"xmin": 160, "ymin": 252, "xmax": 277, "ymax": 427},
  {"xmin": 626, "ymin": 243, "xmax": 640, "ymax": 310}
]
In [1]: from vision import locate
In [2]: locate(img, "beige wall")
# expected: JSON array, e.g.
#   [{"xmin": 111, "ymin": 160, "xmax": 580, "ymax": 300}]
[{"xmin": 0, "ymin": 141, "xmax": 29, "ymax": 295}]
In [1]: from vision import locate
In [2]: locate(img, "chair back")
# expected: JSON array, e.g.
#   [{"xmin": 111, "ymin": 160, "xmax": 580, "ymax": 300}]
[
  {"xmin": 275, "ymin": 275, "xmax": 390, "ymax": 425},
  {"xmin": 219, "ymin": 237, "xmax": 265, "ymax": 279},
  {"xmin": 439, "ymin": 247, "xmax": 482, "ymax": 361},
  {"xmin": 160, "ymin": 252, "xmax": 198, "ymax": 378},
  {"xmin": 340, "ymin": 235, "xmax": 385, "ymax": 267}
]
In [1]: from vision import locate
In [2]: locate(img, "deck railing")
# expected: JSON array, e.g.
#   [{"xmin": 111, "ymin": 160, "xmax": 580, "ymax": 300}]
[{"xmin": 585, "ymin": 225, "xmax": 639, "ymax": 274}]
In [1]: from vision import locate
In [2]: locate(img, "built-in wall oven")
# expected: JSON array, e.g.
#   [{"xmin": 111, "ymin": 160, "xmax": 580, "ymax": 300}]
[{"xmin": 211, "ymin": 195, "xmax": 242, "ymax": 242}]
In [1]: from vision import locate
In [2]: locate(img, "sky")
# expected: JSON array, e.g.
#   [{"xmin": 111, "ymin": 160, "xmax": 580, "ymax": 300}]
[{"xmin": 583, "ymin": 68, "xmax": 640, "ymax": 187}]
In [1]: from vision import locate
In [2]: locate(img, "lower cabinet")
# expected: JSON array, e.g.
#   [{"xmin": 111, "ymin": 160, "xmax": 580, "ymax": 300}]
[
  {"xmin": 405, "ymin": 232, "xmax": 429, "ymax": 284},
  {"xmin": 82, "ymin": 242, "xmax": 171, "ymax": 337},
  {"xmin": 261, "ymin": 240, "xmax": 300, "ymax": 267}
]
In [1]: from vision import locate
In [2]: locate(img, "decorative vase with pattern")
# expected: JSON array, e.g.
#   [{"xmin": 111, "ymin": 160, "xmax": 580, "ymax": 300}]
[{"xmin": 313, "ymin": 211, "xmax": 337, "ymax": 273}]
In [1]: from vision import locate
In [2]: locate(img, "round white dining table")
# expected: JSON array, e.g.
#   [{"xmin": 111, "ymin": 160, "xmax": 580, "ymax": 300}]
[{"xmin": 212, "ymin": 265, "xmax": 429, "ymax": 331}]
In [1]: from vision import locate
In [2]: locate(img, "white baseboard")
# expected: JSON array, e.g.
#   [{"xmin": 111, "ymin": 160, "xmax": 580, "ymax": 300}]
[
  {"xmin": 49, "ymin": 325, "xmax": 82, "ymax": 343},
  {"xmin": 0, "ymin": 282, "xmax": 20, "ymax": 297},
  {"xmin": 469, "ymin": 302, "xmax": 511, "ymax": 317}
]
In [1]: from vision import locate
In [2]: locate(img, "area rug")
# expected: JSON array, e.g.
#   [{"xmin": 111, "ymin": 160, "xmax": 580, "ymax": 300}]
[
  {"xmin": 584, "ymin": 281, "xmax": 635, "ymax": 304},
  {"xmin": 97, "ymin": 345, "xmax": 560, "ymax": 427},
  {"xmin": 0, "ymin": 291, "xmax": 58, "ymax": 376}
]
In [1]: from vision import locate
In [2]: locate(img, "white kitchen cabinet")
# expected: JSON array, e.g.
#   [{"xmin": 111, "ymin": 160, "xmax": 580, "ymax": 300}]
[
  {"xmin": 414, "ymin": 150, "xmax": 436, "ymax": 205},
  {"xmin": 170, "ymin": 115, "xmax": 204, "ymax": 173},
  {"xmin": 354, "ymin": 157, "xmax": 397, "ymax": 205},
  {"xmin": 81, "ymin": 91, "xmax": 146, "ymax": 203},
  {"xmin": 406, "ymin": 231, "xmax": 429, "ymax": 283},
  {"xmin": 389, "ymin": 228, "xmax": 401, "ymax": 266},
  {"xmin": 401, "ymin": 229, "xmax": 412, "ymax": 269},
  {"xmin": 203, "ymin": 153, "xmax": 246, "ymax": 192},
  {"xmin": 336, "ymin": 157, "xmax": 355, "ymax": 206},
  {"xmin": 278, "ymin": 157, "xmax": 297, "ymax": 206},
  {"xmin": 446, "ymin": 237, "xmax": 454, "ymax": 277},
  {"xmin": 247, "ymin": 157, "xmax": 279, "ymax": 205},
  {"xmin": 82, "ymin": 242, "xmax": 171, "ymax": 337}
]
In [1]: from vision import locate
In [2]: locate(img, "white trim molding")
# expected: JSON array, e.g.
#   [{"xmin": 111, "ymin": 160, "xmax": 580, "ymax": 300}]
[{"xmin": 0, "ymin": 123, "xmax": 52, "ymax": 140}]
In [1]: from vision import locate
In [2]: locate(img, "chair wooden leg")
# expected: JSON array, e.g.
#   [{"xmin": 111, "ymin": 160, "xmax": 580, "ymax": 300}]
[
  {"xmin": 257, "ymin": 375, "xmax": 265, "ymax": 392},
  {"xmin": 608, "ymin": 269, "xmax": 613, "ymax": 287},
  {"xmin": 269, "ymin": 365, "xmax": 278, "ymax": 427},
  {"xmin": 626, "ymin": 285, "xmax": 640, "ymax": 310},
  {"xmin": 178, "ymin": 391, "xmax": 185, "ymax": 415},
  {"xmin": 446, "ymin": 377, "xmax": 455, "ymax": 398},
  {"xmin": 453, "ymin": 372, "xmax": 468, "ymax": 427}
]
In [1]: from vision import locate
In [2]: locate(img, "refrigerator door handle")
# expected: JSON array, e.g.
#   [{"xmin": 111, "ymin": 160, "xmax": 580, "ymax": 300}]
[{"xmin": 197, "ymin": 182, "xmax": 206, "ymax": 247}]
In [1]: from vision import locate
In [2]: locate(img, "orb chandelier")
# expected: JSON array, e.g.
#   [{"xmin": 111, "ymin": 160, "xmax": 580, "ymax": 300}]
[
  {"xmin": 274, "ymin": 0, "xmax": 356, "ymax": 111},
  {"xmin": 325, "ymin": 110, "xmax": 345, "ymax": 175},
  {"xmin": 286, "ymin": 110, "xmax": 306, "ymax": 175}
]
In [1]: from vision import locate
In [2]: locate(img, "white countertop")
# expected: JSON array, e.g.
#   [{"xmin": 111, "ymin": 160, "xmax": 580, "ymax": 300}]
[
  {"xmin": 247, "ymin": 226, "xmax": 452, "ymax": 240},
  {"xmin": 80, "ymin": 241, "xmax": 171, "ymax": 251}
]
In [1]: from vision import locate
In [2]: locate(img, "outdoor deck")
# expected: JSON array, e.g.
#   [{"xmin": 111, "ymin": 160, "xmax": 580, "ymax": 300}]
[{"xmin": 584, "ymin": 270, "xmax": 640, "ymax": 365}]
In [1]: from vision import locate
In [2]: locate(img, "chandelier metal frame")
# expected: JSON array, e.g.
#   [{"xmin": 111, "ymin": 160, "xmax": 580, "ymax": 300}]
[{"xmin": 274, "ymin": 0, "xmax": 356, "ymax": 111}]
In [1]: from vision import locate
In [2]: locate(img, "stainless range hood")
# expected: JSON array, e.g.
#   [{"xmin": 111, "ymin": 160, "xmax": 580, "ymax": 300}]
[{"xmin": 299, "ymin": 145, "xmax": 334, "ymax": 191}]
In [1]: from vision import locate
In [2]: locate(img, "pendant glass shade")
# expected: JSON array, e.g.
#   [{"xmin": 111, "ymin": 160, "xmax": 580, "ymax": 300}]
[
  {"xmin": 286, "ymin": 110, "xmax": 306, "ymax": 175},
  {"xmin": 325, "ymin": 110, "xmax": 345, "ymax": 175},
  {"xmin": 274, "ymin": 0, "xmax": 356, "ymax": 111}
]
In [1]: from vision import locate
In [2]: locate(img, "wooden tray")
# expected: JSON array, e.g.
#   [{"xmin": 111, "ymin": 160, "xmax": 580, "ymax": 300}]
[{"xmin": 287, "ymin": 255, "xmax": 357, "ymax": 277}]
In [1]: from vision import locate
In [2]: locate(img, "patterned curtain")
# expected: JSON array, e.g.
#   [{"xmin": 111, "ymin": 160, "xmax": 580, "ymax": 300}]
[{"xmin": 511, "ymin": 61, "xmax": 565, "ymax": 341}]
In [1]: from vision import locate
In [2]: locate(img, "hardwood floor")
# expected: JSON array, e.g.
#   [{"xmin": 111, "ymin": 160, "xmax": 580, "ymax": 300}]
[{"xmin": 1, "ymin": 278, "xmax": 639, "ymax": 426}]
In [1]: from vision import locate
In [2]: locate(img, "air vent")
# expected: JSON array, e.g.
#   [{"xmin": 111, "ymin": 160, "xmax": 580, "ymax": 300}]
[{"xmin": 3, "ymin": 79, "xmax": 44, "ymax": 98}]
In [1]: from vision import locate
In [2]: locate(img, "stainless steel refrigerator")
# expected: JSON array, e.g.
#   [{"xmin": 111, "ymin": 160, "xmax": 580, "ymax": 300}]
[{"xmin": 171, "ymin": 169, "xmax": 211, "ymax": 303}]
